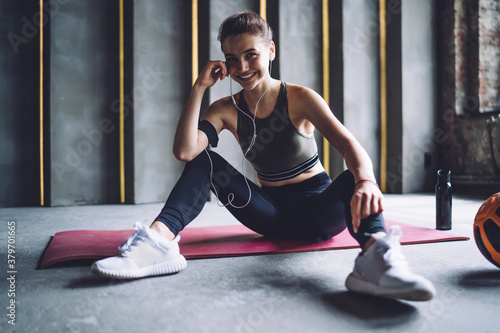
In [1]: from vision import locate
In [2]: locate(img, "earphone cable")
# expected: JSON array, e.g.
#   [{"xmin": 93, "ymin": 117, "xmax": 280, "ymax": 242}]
[{"xmin": 204, "ymin": 64, "xmax": 272, "ymax": 209}]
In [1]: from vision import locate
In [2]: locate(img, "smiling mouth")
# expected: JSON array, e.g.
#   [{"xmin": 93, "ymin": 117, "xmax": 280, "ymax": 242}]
[{"xmin": 238, "ymin": 72, "xmax": 256, "ymax": 80}]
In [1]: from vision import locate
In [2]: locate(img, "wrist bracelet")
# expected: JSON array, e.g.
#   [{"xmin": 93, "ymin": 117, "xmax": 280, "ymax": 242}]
[{"xmin": 355, "ymin": 179, "xmax": 379, "ymax": 188}]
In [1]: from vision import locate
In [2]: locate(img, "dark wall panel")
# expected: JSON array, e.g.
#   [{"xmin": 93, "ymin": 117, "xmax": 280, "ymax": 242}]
[
  {"xmin": 328, "ymin": 0, "xmax": 345, "ymax": 179},
  {"xmin": 0, "ymin": 1, "xmax": 40, "ymax": 207},
  {"xmin": 385, "ymin": 1, "xmax": 403, "ymax": 193}
]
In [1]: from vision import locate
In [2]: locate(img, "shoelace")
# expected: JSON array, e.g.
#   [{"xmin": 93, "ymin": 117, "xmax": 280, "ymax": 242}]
[
  {"xmin": 380, "ymin": 226, "xmax": 409, "ymax": 269},
  {"xmin": 118, "ymin": 223, "xmax": 147, "ymax": 254},
  {"xmin": 382, "ymin": 246, "xmax": 409, "ymax": 269},
  {"xmin": 387, "ymin": 225, "xmax": 403, "ymax": 240}
]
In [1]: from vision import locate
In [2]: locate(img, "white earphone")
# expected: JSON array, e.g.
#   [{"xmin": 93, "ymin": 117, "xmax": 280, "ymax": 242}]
[{"xmin": 203, "ymin": 61, "xmax": 273, "ymax": 209}]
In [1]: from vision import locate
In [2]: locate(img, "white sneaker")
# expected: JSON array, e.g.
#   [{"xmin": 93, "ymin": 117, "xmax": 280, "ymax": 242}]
[
  {"xmin": 91, "ymin": 222, "xmax": 187, "ymax": 279},
  {"xmin": 345, "ymin": 226, "xmax": 436, "ymax": 301}
]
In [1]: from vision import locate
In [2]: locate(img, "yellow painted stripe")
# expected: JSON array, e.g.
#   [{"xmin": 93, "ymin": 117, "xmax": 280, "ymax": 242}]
[
  {"xmin": 379, "ymin": 0, "xmax": 387, "ymax": 193},
  {"xmin": 119, "ymin": 0, "xmax": 125, "ymax": 203},
  {"xmin": 322, "ymin": 0, "xmax": 330, "ymax": 175},
  {"xmin": 260, "ymin": 0, "xmax": 267, "ymax": 20},
  {"xmin": 192, "ymin": 0, "xmax": 198, "ymax": 85},
  {"xmin": 40, "ymin": 0, "xmax": 44, "ymax": 206}
]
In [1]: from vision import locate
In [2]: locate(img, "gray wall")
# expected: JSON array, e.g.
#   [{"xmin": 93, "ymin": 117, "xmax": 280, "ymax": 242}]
[
  {"xmin": 342, "ymin": 0, "xmax": 437, "ymax": 193},
  {"xmin": 0, "ymin": 0, "xmax": 447, "ymax": 207},
  {"xmin": 131, "ymin": 0, "xmax": 190, "ymax": 204},
  {"xmin": 279, "ymin": 0, "xmax": 322, "ymax": 93},
  {"xmin": 1, "ymin": 0, "xmax": 191, "ymax": 207},
  {"xmin": 49, "ymin": 1, "xmax": 191, "ymax": 206},
  {"xmin": 343, "ymin": 0, "xmax": 381, "ymax": 181},
  {"xmin": 401, "ymin": 0, "xmax": 436, "ymax": 192},
  {"xmin": 49, "ymin": 0, "xmax": 120, "ymax": 206}
]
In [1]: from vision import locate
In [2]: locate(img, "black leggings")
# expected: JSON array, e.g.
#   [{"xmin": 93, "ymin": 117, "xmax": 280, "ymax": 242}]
[{"xmin": 155, "ymin": 151, "xmax": 386, "ymax": 248}]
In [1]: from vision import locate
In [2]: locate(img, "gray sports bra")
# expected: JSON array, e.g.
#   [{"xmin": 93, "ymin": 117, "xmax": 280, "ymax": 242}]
[{"xmin": 237, "ymin": 82, "xmax": 319, "ymax": 182}]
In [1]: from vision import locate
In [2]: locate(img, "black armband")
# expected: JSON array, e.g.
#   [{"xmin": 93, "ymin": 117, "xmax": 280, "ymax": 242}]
[{"xmin": 198, "ymin": 120, "xmax": 219, "ymax": 148}]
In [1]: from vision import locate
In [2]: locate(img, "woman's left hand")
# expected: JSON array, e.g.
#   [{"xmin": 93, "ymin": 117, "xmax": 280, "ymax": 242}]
[{"xmin": 350, "ymin": 180, "xmax": 384, "ymax": 233}]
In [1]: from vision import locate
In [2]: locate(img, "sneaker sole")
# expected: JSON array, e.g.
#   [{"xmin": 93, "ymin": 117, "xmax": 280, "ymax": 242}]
[
  {"xmin": 91, "ymin": 255, "xmax": 187, "ymax": 279},
  {"xmin": 345, "ymin": 272, "xmax": 435, "ymax": 301}
]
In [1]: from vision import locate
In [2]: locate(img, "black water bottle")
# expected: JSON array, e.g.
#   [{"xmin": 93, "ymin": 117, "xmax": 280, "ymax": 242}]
[{"xmin": 436, "ymin": 169, "xmax": 452, "ymax": 230}]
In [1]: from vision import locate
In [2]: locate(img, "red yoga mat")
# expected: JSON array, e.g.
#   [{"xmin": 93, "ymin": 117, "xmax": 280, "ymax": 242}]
[{"xmin": 39, "ymin": 221, "xmax": 469, "ymax": 269}]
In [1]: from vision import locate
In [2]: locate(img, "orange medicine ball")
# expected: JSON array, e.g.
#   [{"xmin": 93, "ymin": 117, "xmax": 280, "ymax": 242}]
[{"xmin": 474, "ymin": 193, "xmax": 500, "ymax": 269}]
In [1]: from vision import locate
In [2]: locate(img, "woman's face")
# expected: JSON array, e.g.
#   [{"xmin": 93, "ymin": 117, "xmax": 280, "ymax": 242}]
[{"xmin": 222, "ymin": 33, "xmax": 275, "ymax": 91}]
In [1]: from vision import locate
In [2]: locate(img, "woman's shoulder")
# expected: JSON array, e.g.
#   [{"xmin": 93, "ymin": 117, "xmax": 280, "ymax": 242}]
[
  {"xmin": 203, "ymin": 94, "xmax": 239, "ymax": 131},
  {"xmin": 206, "ymin": 94, "xmax": 237, "ymax": 114},
  {"xmin": 285, "ymin": 83, "xmax": 323, "ymax": 105}
]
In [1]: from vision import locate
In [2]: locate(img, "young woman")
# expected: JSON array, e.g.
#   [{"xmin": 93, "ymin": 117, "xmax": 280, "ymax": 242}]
[{"xmin": 92, "ymin": 11, "xmax": 435, "ymax": 301}]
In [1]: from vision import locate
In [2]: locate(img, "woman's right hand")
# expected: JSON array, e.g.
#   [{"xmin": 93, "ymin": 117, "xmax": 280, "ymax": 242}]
[{"xmin": 196, "ymin": 60, "xmax": 228, "ymax": 88}]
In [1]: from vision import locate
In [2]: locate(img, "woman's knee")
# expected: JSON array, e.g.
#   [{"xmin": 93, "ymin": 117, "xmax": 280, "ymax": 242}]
[
  {"xmin": 337, "ymin": 170, "xmax": 355, "ymax": 187},
  {"xmin": 329, "ymin": 169, "xmax": 355, "ymax": 203},
  {"xmin": 186, "ymin": 150, "xmax": 240, "ymax": 191},
  {"xmin": 185, "ymin": 150, "xmax": 221, "ymax": 172}
]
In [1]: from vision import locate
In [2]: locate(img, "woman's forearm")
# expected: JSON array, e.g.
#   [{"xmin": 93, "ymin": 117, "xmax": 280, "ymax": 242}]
[
  {"xmin": 173, "ymin": 83, "xmax": 207, "ymax": 161},
  {"xmin": 342, "ymin": 140, "xmax": 377, "ymax": 184}
]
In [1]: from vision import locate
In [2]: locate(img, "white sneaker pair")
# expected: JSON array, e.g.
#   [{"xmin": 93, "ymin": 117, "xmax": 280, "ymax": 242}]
[
  {"xmin": 92, "ymin": 223, "xmax": 435, "ymax": 302},
  {"xmin": 345, "ymin": 226, "xmax": 436, "ymax": 301},
  {"xmin": 91, "ymin": 222, "xmax": 187, "ymax": 279}
]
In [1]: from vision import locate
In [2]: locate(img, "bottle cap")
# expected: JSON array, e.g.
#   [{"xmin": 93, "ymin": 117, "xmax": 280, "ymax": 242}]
[{"xmin": 437, "ymin": 169, "xmax": 451, "ymax": 182}]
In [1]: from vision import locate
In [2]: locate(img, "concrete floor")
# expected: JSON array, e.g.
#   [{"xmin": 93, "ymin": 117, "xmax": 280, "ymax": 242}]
[{"xmin": 1, "ymin": 193, "xmax": 500, "ymax": 333}]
